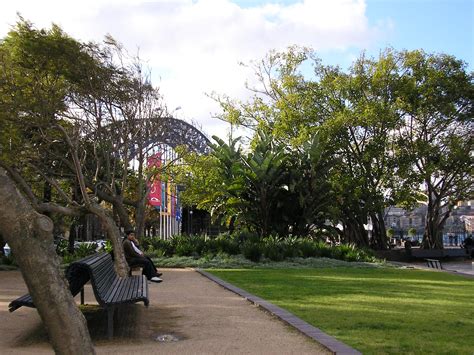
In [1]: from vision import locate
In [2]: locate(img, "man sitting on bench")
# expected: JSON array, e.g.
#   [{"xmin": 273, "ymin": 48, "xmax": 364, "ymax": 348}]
[{"xmin": 123, "ymin": 230, "xmax": 162, "ymax": 283}]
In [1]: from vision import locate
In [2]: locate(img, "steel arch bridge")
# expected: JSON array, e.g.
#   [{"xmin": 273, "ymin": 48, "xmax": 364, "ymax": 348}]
[{"xmin": 148, "ymin": 116, "xmax": 211, "ymax": 155}]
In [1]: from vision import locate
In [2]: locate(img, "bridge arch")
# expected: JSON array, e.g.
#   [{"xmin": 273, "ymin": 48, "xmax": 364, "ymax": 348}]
[{"xmin": 143, "ymin": 116, "xmax": 211, "ymax": 155}]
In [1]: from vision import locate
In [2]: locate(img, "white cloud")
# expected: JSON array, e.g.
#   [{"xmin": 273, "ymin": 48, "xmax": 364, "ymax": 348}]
[{"xmin": 0, "ymin": 0, "xmax": 387, "ymax": 138}]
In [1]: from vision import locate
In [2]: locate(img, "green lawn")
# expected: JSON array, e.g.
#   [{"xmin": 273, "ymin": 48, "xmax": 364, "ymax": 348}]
[{"xmin": 208, "ymin": 268, "xmax": 474, "ymax": 354}]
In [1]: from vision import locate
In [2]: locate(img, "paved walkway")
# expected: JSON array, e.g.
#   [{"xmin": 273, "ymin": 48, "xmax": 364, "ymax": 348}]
[
  {"xmin": 441, "ymin": 260, "xmax": 474, "ymax": 276},
  {"xmin": 0, "ymin": 269, "xmax": 335, "ymax": 354},
  {"xmin": 392, "ymin": 259, "xmax": 474, "ymax": 278}
]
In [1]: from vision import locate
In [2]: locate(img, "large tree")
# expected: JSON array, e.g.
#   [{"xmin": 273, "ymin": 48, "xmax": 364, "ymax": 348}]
[
  {"xmin": 0, "ymin": 168, "xmax": 95, "ymax": 354},
  {"xmin": 395, "ymin": 50, "xmax": 473, "ymax": 249},
  {"xmin": 320, "ymin": 51, "xmax": 405, "ymax": 249},
  {"xmin": 0, "ymin": 17, "xmax": 179, "ymax": 351},
  {"xmin": 0, "ymin": 19, "xmax": 130, "ymax": 275},
  {"xmin": 63, "ymin": 36, "xmax": 170, "ymax": 238}
]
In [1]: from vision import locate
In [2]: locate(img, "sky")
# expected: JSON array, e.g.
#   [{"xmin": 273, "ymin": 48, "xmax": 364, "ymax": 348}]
[{"xmin": 1, "ymin": 0, "xmax": 472, "ymax": 139}]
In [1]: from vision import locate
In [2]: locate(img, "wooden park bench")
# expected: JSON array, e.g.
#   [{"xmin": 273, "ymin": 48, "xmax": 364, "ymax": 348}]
[
  {"xmin": 425, "ymin": 258, "xmax": 443, "ymax": 270},
  {"xmin": 9, "ymin": 253, "xmax": 149, "ymax": 338}
]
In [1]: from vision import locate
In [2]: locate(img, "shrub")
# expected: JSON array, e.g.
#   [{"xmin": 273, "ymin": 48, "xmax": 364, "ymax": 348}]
[
  {"xmin": 140, "ymin": 237, "xmax": 153, "ymax": 251},
  {"xmin": 298, "ymin": 239, "xmax": 319, "ymax": 258},
  {"xmin": 174, "ymin": 237, "xmax": 195, "ymax": 257},
  {"xmin": 315, "ymin": 241, "xmax": 333, "ymax": 258},
  {"xmin": 231, "ymin": 230, "xmax": 259, "ymax": 243},
  {"xmin": 175, "ymin": 243, "xmax": 194, "ymax": 257},
  {"xmin": 344, "ymin": 249, "xmax": 363, "ymax": 262},
  {"xmin": 62, "ymin": 253, "xmax": 76, "ymax": 265},
  {"xmin": 74, "ymin": 243, "xmax": 97, "ymax": 258},
  {"xmin": 99, "ymin": 231, "xmax": 379, "ymax": 265},
  {"xmin": 202, "ymin": 238, "xmax": 220, "ymax": 256},
  {"xmin": 60, "ymin": 241, "xmax": 98, "ymax": 265},
  {"xmin": 215, "ymin": 235, "xmax": 240, "ymax": 255},
  {"xmin": 262, "ymin": 236, "xmax": 285, "ymax": 261},
  {"xmin": 330, "ymin": 244, "xmax": 377, "ymax": 262},
  {"xmin": 281, "ymin": 237, "xmax": 300, "ymax": 258},
  {"xmin": 170, "ymin": 235, "xmax": 205, "ymax": 257},
  {"xmin": 104, "ymin": 240, "xmax": 113, "ymax": 253},
  {"xmin": 1, "ymin": 254, "xmax": 17, "ymax": 266},
  {"xmin": 55, "ymin": 238, "xmax": 70, "ymax": 256},
  {"xmin": 241, "ymin": 240, "xmax": 263, "ymax": 262},
  {"xmin": 144, "ymin": 238, "xmax": 174, "ymax": 257}
]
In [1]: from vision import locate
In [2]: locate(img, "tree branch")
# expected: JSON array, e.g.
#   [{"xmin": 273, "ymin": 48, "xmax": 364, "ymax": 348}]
[{"xmin": 0, "ymin": 161, "xmax": 39, "ymax": 205}]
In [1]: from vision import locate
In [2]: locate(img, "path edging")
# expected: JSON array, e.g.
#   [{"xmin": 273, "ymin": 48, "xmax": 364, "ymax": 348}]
[{"xmin": 195, "ymin": 268, "xmax": 361, "ymax": 355}]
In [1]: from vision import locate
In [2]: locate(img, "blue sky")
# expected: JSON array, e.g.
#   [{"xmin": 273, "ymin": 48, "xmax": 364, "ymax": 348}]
[
  {"xmin": 1, "ymin": 0, "xmax": 472, "ymax": 137},
  {"xmin": 366, "ymin": 0, "xmax": 473, "ymax": 66},
  {"xmin": 233, "ymin": 0, "xmax": 473, "ymax": 68},
  {"xmin": 233, "ymin": 0, "xmax": 474, "ymax": 69}
]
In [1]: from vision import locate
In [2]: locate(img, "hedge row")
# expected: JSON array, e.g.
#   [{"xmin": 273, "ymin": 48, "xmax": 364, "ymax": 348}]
[{"xmin": 142, "ymin": 233, "xmax": 378, "ymax": 263}]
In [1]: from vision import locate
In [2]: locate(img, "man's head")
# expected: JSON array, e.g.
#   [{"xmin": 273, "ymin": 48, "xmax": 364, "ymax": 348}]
[{"xmin": 126, "ymin": 230, "xmax": 136, "ymax": 240}]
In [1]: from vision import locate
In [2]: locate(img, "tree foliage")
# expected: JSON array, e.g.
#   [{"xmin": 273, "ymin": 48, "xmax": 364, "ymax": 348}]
[
  {"xmin": 176, "ymin": 130, "xmax": 334, "ymax": 238},
  {"xmin": 394, "ymin": 50, "xmax": 474, "ymax": 248},
  {"xmin": 0, "ymin": 17, "xmax": 180, "ymax": 351},
  {"xmin": 207, "ymin": 47, "xmax": 473, "ymax": 249}
]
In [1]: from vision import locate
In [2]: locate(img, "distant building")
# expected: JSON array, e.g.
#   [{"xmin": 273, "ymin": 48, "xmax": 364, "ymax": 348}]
[
  {"xmin": 384, "ymin": 201, "xmax": 473, "ymax": 238},
  {"xmin": 460, "ymin": 215, "xmax": 474, "ymax": 234},
  {"xmin": 384, "ymin": 205, "xmax": 426, "ymax": 237}
]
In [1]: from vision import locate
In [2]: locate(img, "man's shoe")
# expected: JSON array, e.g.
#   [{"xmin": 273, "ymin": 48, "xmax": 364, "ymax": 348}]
[
  {"xmin": 150, "ymin": 276, "xmax": 162, "ymax": 283},
  {"xmin": 156, "ymin": 272, "xmax": 163, "ymax": 277}
]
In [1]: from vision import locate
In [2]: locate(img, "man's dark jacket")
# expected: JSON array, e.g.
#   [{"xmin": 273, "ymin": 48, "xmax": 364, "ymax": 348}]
[{"xmin": 123, "ymin": 239, "xmax": 143, "ymax": 263}]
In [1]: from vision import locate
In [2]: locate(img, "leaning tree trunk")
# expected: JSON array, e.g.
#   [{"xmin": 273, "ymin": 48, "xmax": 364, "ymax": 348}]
[
  {"xmin": 135, "ymin": 149, "xmax": 147, "ymax": 239},
  {"xmin": 0, "ymin": 167, "xmax": 95, "ymax": 355},
  {"xmin": 87, "ymin": 203, "xmax": 129, "ymax": 277},
  {"xmin": 60, "ymin": 125, "xmax": 129, "ymax": 278},
  {"xmin": 135, "ymin": 195, "xmax": 147, "ymax": 239},
  {"xmin": 112, "ymin": 196, "xmax": 134, "ymax": 233}
]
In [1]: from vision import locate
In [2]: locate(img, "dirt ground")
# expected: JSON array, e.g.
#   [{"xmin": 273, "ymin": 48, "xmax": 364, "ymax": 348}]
[{"xmin": 0, "ymin": 269, "xmax": 330, "ymax": 354}]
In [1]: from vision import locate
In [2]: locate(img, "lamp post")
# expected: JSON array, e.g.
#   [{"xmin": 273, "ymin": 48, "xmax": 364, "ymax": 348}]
[
  {"xmin": 172, "ymin": 106, "xmax": 182, "ymax": 118},
  {"xmin": 189, "ymin": 210, "xmax": 193, "ymax": 235}
]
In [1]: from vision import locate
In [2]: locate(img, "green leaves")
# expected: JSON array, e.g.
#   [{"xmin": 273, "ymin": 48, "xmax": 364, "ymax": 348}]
[
  {"xmin": 209, "ymin": 46, "xmax": 472, "ymax": 249},
  {"xmin": 392, "ymin": 51, "xmax": 473, "ymax": 248},
  {"xmin": 176, "ymin": 128, "xmax": 334, "ymax": 239}
]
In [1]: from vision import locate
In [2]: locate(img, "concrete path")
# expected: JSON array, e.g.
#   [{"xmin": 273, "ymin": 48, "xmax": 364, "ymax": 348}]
[
  {"xmin": 0, "ymin": 269, "xmax": 332, "ymax": 354},
  {"xmin": 441, "ymin": 260, "xmax": 474, "ymax": 276},
  {"xmin": 391, "ymin": 259, "xmax": 474, "ymax": 278}
]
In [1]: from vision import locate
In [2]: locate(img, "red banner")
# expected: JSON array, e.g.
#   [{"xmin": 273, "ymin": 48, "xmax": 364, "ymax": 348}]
[{"xmin": 147, "ymin": 153, "xmax": 162, "ymax": 207}]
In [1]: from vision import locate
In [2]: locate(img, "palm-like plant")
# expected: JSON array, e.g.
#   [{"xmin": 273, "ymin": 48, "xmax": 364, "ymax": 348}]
[
  {"xmin": 240, "ymin": 130, "xmax": 289, "ymax": 236},
  {"xmin": 211, "ymin": 131, "xmax": 289, "ymax": 236},
  {"xmin": 285, "ymin": 133, "xmax": 334, "ymax": 237}
]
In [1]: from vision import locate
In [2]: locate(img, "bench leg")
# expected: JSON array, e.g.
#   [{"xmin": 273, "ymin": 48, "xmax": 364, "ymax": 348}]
[
  {"xmin": 80, "ymin": 287, "xmax": 84, "ymax": 305},
  {"xmin": 107, "ymin": 306, "xmax": 115, "ymax": 339}
]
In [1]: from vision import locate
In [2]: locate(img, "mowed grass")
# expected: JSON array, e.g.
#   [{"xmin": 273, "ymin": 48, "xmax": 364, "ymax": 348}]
[{"xmin": 208, "ymin": 268, "xmax": 474, "ymax": 354}]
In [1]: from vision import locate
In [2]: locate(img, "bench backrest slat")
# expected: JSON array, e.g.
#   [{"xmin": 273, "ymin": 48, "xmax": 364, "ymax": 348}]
[
  {"xmin": 91, "ymin": 256, "xmax": 118, "ymax": 301},
  {"xmin": 65, "ymin": 253, "xmax": 149, "ymax": 308},
  {"xmin": 95, "ymin": 266, "xmax": 116, "ymax": 296},
  {"xmin": 67, "ymin": 253, "xmax": 118, "ymax": 306}
]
